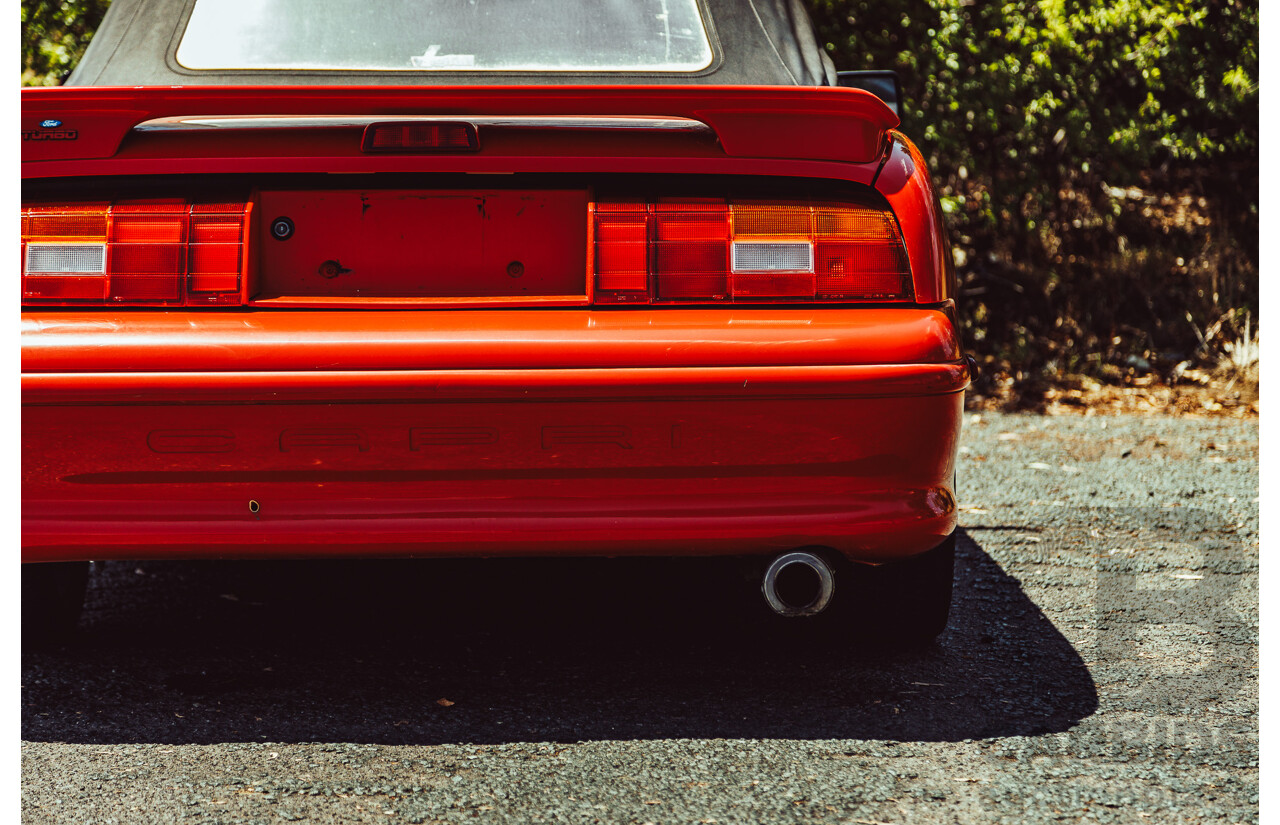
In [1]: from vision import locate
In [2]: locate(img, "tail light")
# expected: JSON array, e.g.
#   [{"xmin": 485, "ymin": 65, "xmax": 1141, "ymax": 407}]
[
  {"xmin": 361, "ymin": 121, "xmax": 479, "ymax": 153},
  {"xmin": 21, "ymin": 200, "xmax": 252, "ymax": 306},
  {"xmin": 592, "ymin": 197, "xmax": 911, "ymax": 304}
]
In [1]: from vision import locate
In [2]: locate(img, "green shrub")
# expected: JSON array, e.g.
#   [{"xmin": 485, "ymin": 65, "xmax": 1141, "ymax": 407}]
[
  {"xmin": 21, "ymin": 0, "xmax": 110, "ymax": 86},
  {"xmin": 811, "ymin": 0, "xmax": 1258, "ymax": 400}
]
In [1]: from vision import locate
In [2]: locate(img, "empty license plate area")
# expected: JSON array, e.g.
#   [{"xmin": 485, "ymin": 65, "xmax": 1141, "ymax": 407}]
[{"xmin": 254, "ymin": 189, "xmax": 589, "ymax": 301}]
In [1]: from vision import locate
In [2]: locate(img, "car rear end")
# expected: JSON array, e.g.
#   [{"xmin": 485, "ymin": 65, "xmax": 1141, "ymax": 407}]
[
  {"xmin": 22, "ymin": 0, "xmax": 967, "ymax": 642},
  {"xmin": 22, "ymin": 84, "xmax": 966, "ymax": 568}
]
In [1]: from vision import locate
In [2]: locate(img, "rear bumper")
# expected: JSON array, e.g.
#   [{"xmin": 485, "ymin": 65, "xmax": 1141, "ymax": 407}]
[{"xmin": 23, "ymin": 308, "xmax": 967, "ymax": 564}]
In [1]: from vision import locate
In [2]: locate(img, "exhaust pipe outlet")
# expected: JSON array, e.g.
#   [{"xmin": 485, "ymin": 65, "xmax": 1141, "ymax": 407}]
[{"xmin": 762, "ymin": 550, "xmax": 835, "ymax": 617}]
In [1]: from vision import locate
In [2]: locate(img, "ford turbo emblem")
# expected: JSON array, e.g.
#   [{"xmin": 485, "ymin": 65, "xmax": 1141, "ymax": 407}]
[{"xmin": 39, "ymin": 119, "xmax": 62, "ymax": 129}]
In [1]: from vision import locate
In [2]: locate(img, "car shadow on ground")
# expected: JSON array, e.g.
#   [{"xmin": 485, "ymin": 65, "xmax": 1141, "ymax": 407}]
[{"xmin": 22, "ymin": 530, "xmax": 1097, "ymax": 746}]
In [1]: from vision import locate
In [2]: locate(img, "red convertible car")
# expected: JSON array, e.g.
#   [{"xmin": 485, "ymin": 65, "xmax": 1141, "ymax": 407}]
[{"xmin": 22, "ymin": 0, "xmax": 968, "ymax": 643}]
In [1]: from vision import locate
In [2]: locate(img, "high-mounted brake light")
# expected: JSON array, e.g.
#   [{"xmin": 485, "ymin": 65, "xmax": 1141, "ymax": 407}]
[
  {"xmin": 591, "ymin": 198, "xmax": 912, "ymax": 305},
  {"xmin": 361, "ymin": 121, "xmax": 479, "ymax": 153},
  {"xmin": 21, "ymin": 200, "xmax": 252, "ymax": 306}
]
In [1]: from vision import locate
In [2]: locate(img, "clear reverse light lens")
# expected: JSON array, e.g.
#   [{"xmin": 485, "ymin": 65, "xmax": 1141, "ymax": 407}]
[
  {"xmin": 731, "ymin": 241, "xmax": 813, "ymax": 273},
  {"xmin": 25, "ymin": 243, "xmax": 106, "ymax": 274}
]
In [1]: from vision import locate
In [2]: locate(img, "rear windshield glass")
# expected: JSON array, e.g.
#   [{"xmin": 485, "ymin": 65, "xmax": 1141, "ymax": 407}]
[{"xmin": 176, "ymin": 0, "xmax": 714, "ymax": 72}]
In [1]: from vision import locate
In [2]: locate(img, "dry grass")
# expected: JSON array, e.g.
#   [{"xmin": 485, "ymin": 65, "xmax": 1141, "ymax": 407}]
[{"xmin": 967, "ymin": 377, "xmax": 1257, "ymax": 418}]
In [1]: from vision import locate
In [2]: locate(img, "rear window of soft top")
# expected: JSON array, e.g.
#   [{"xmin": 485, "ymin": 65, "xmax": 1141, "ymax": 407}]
[{"xmin": 176, "ymin": 0, "xmax": 714, "ymax": 73}]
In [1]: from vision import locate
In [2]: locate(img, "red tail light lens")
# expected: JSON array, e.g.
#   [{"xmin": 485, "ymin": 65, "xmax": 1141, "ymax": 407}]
[
  {"xmin": 21, "ymin": 200, "xmax": 252, "ymax": 306},
  {"xmin": 189, "ymin": 204, "xmax": 249, "ymax": 294},
  {"xmin": 591, "ymin": 197, "xmax": 911, "ymax": 304},
  {"xmin": 107, "ymin": 201, "xmax": 186, "ymax": 301},
  {"xmin": 593, "ymin": 201, "xmax": 650, "ymax": 297},
  {"xmin": 654, "ymin": 199, "xmax": 731, "ymax": 300}
]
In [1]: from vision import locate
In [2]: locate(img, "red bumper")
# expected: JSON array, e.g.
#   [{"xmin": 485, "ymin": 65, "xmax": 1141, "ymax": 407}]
[{"xmin": 22, "ymin": 309, "xmax": 966, "ymax": 563}]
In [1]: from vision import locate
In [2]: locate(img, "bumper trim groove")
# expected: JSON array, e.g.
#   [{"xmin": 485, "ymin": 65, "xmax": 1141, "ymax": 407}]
[{"xmin": 23, "ymin": 363, "xmax": 970, "ymax": 405}]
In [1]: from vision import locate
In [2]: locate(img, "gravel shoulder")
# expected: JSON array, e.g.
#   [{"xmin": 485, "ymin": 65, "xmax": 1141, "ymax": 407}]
[{"xmin": 22, "ymin": 412, "xmax": 1258, "ymax": 824}]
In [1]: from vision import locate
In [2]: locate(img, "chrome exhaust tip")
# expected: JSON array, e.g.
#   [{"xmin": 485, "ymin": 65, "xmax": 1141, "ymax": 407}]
[{"xmin": 762, "ymin": 550, "xmax": 835, "ymax": 617}]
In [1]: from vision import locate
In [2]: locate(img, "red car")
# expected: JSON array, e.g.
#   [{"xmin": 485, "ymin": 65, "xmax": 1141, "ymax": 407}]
[{"xmin": 22, "ymin": 0, "xmax": 968, "ymax": 643}]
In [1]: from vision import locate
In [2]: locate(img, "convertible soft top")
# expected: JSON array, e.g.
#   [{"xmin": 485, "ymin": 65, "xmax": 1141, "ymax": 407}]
[{"xmin": 69, "ymin": 0, "xmax": 837, "ymax": 87}]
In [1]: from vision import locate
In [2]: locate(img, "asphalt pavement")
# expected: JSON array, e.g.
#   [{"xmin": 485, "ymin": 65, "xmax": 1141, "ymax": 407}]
[{"xmin": 21, "ymin": 412, "xmax": 1258, "ymax": 824}]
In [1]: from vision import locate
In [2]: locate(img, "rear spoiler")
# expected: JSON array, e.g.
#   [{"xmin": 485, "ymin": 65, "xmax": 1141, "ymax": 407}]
[{"xmin": 22, "ymin": 85, "xmax": 898, "ymax": 166}]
